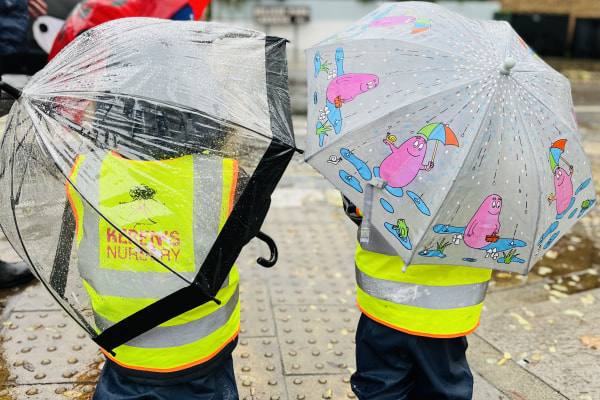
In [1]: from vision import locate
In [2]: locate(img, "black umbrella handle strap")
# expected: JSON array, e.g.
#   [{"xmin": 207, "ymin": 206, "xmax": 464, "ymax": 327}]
[{"xmin": 93, "ymin": 283, "xmax": 214, "ymax": 356}]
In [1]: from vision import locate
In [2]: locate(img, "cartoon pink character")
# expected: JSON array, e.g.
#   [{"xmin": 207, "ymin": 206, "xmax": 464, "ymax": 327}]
[
  {"xmin": 464, "ymin": 195, "xmax": 502, "ymax": 249},
  {"xmin": 379, "ymin": 135, "xmax": 433, "ymax": 188},
  {"xmin": 549, "ymin": 166, "xmax": 574, "ymax": 214},
  {"xmin": 369, "ymin": 15, "xmax": 416, "ymax": 28},
  {"xmin": 326, "ymin": 74, "xmax": 379, "ymax": 108}
]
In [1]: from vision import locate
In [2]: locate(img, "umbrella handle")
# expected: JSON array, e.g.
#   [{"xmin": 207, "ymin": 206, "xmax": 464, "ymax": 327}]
[
  {"xmin": 256, "ymin": 231, "xmax": 278, "ymax": 268},
  {"xmin": 559, "ymin": 156, "xmax": 572, "ymax": 170},
  {"xmin": 427, "ymin": 141, "xmax": 439, "ymax": 170}
]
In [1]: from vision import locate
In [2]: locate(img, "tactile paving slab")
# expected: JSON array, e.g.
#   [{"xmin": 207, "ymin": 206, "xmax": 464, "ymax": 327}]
[
  {"xmin": 0, "ymin": 284, "xmax": 101, "ymax": 399},
  {"xmin": 234, "ymin": 337, "xmax": 286, "ymax": 400},
  {"xmin": 285, "ymin": 375, "xmax": 355, "ymax": 400},
  {"xmin": 274, "ymin": 305, "xmax": 358, "ymax": 375}
]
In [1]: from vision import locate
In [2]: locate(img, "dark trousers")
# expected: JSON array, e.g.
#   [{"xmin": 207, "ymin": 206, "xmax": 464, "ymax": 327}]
[
  {"xmin": 351, "ymin": 313, "xmax": 473, "ymax": 400},
  {"xmin": 93, "ymin": 356, "xmax": 238, "ymax": 400}
]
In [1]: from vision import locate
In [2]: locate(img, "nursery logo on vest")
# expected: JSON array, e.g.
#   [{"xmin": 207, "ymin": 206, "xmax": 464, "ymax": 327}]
[
  {"xmin": 105, "ymin": 228, "xmax": 182, "ymax": 263},
  {"xmin": 98, "ymin": 181, "xmax": 192, "ymax": 272}
]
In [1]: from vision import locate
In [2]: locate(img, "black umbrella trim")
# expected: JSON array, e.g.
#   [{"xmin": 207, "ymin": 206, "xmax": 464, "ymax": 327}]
[{"xmin": 93, "ymin": 37, "xmax": 296, "ymax": 355}]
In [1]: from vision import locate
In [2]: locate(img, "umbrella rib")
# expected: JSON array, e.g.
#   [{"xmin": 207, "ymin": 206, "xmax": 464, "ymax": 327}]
[
  {"xmin": 8, "ymin": 122, "xmax": 33, "ymax": 204},
  {"xmin": 4, "ymin": 115, "xmax": 98, "ymax": 334}
]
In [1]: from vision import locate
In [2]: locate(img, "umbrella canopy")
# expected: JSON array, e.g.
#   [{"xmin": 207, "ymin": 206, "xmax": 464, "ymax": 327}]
[
  {"xmin": 47, "ymin": 0, "xmax": 210, "ymax": 61},
  {"xmin": 305, "ymin": 2, "xmax": 597, "ymax": 274},
  {"xmin": 0, "ymin": 18, "xmax": 296, "ymax": 352}
]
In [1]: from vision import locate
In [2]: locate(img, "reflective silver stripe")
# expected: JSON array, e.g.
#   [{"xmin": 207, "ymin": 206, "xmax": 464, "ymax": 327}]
[
  {"xmin": 356, "ymin": 267, "xmax": 488, "ymax": 310},
  {"xmin": 93, "ymin": 287, "xmax": 239, "ymax": 348},
  {"xmin": 82, "ymin": 272, "xmax": 229, "ymax": 298},
  {"xmin": 75, "ymin": 153, "xmax": 103, "ymax": 282},
  {"xmin": 82, "ymin": 270, "xmax": 187, "ymax": 297},
  {"xmin": 191, "ymin": 154, "xmax": 223, "ymax": 265},
  {"xmin": 358, "ymin": 225, "xmax": 397, "ymax": 256}
]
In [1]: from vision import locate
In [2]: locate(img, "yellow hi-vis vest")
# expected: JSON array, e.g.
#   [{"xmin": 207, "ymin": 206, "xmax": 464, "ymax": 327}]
[
  {"xmin": 66, "ymin": 150, "xmax": 241, "ymax": 374},
  {"xmin": 355, "ymin": 243, "xmax": 492, "ymax": 338}
]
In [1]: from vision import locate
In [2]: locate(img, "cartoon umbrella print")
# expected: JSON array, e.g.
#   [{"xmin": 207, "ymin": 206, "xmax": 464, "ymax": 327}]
[
  {"xmin": 417, "ymin": 123, "xmax": 459, "ymax": 170},
  {"xmin": 549, "ymin": 139, "xmax": 572, "ymax": 173},
  {"xmin": 412, "ymin": 18, "xmax": 431, "ymax": 34}
]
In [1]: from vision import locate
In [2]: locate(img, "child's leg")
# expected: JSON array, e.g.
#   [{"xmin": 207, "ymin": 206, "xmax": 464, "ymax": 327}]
[
  {"xmin": 350, "ymin": 313, "xmax": 415, "ymax": 400},
  {"xmin": 93, "ymin": 356, "xmax": 238, "ymax": 400},
  {"xmin": 408, "ymin": 335, "xmax": 473, "ymax": 400}
]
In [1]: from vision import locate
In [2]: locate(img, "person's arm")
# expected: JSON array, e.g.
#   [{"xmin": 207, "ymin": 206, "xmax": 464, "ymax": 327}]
[
  {"xmin": 28, "ymin": 0, "xmax": 47, "ymax": 19},
  {"xmin": 342, "ymin": 194, "xmax": 398, "ymax": 256}
]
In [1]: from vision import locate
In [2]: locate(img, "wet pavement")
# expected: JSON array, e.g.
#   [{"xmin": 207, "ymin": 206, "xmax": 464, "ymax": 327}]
[{"xmin": 0, "ymin": 64, "xmax": 599, "ymax": 399}]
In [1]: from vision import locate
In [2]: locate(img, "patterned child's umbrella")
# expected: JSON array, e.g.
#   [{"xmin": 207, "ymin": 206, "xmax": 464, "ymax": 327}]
[
  {"xmin": 304, "ymin": 2, "xmax": 597, "ymax": 274},
  {"xmin": 0, "ymin": 18, "xmax": 296, "ymax": 353}
]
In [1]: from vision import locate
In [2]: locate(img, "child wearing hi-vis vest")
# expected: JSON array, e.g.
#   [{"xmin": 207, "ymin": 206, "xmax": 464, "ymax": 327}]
[
  {"xmin": 342, "ymin": 195, "xmax": 492, "ymax": 400},
  {"xmin": 67, "ymin": 147, "xmax": 261, "ymax": 400}
]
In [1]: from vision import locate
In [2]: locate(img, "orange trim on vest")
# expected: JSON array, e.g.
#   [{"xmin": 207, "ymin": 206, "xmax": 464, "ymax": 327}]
[
  {"xmin": 357, "ymin": 302, "xmax": 479, "ymax": 339},
  {"xmin": 228, "ymin": 160, "xmax": 239, "ymax": 216},
  {"xmin": 66, "ymin": 155, "xmax": 84, "ymax": 237},
  {"xmin": 100, "ymin": 325, "xmax": 241, "ymax": 373},
  {"xmin": 109, "ymin": 150, "xmax": 124, "ymax": 158}
]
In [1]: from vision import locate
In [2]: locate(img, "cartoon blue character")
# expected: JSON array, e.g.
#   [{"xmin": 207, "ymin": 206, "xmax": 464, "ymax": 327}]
[
  {"xmin": 341, "ymin": 148, "xmax": 372, "ymax": 180},
  {"xmin": 340, "ymin": 170, "xmax": 363, "ymax": 193}
]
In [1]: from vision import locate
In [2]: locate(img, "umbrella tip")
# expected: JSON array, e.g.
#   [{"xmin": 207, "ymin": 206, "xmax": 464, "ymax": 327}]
[
  {"xmin": 499, "ymin": 57, "xmax": 516, "ymax": 75},
  {"xmin": 0, "ymin": 80, "xmax": 22, "ymax": 99}
]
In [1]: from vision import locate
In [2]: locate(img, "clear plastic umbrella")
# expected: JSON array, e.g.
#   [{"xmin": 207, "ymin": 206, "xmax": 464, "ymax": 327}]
[
  {"xmin": 305, "ymin": 2, "xmax": 596, "ymax": 274},
  {"xmin": 0, "ymin": 18, "xmax": 297, "ymax": 353}
]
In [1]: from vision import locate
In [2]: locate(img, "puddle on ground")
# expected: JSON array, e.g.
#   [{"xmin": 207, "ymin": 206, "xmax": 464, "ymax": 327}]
[
  {"xmin": 52, "ymin": 356, "xmax": 103, "ymax": 399},
  {"xmin": 0, "ymin": 348, "xmax": 12, "ymax": 400}
]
